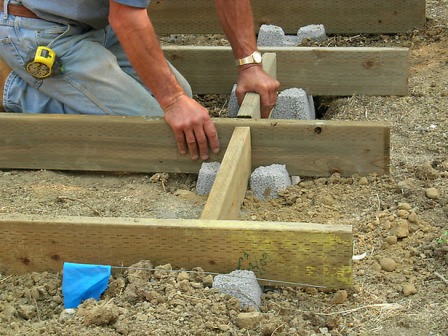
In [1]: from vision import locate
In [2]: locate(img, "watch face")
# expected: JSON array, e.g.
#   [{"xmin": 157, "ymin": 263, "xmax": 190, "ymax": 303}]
[{"xmin": 253, "ymin": 51, "xmax": 262, "ymax": 63}]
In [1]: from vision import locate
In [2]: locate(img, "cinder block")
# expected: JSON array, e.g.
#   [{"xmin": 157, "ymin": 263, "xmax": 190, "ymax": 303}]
[
  {"xmin": 297, "ymin": 24, "xmax": 328, "ymax": 44},
  {"xmin": 271, "ymin": 88, "xmax": 315, "ymax": 120},
  {"xmin": 213, "ymin": 270, "xmax": 262, "ymax": 310},
  {"xmin": 250, "ymin": 164, "xmax": 291, "ymax": 200},
  {"xmin": 227, "ymin": 84, "xmax": 239, "ymax": 118},
  {"xmin": 283, "ymin": 35, "xmax": 301, "ymax": 46},
  {"xmin": 257, "ymin": 24, "xmax": 285, "ymax": 47},
  {"xmin": 196, "ymin": 162, "xmax": 221, "ymax": 195}
]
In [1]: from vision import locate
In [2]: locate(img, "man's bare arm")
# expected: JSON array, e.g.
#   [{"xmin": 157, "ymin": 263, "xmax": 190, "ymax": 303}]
[
  {"xmin": 214, "ymin": 0, "xmax": 280, "ymax": 118},
  {"xmin": 108, "ymin": 1, "xmax": 219, "ymax": 160}
]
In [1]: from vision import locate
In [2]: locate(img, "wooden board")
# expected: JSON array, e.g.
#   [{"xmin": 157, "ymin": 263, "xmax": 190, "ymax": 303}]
[
  {"xmin": 162, "ymin": 46, "xmax": 409, "ymax": 96},
  {"xmin": 0, "ymin": 113, "xmax": 390, "ymax": 177},
  {"xmin": 149, "ymin": 0, "xmax": 425, "ymax": 34},
  {"xmin": 201, "ymin": 127, "xmax": 251, "ymax": 220},
  {"xmin": 0, "ymin": 215, "xmax": 353, "ymax": 288}
]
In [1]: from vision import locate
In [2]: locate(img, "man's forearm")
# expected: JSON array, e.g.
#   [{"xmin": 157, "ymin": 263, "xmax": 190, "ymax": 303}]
[
  {"xmin": 109, "ymin": 3, "xmax": 184, "ymax": 110},
  {"xmin": 214, "ymin": 0, "xmax": 258, "ymax": 59}
]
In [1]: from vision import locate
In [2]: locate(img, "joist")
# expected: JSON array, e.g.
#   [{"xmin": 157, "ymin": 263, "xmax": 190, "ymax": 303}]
[
  {"xmin": 201, "ymin": 127, "xmax": 251, "ymax": 220},
  {"xmin": 0, "ymin": 113, "xmax": 390, "ymax": 177},
  {"xmin": 149, "ymin": 0, "xmax": 425, "ymax": 34},
  {"xmin": 162, "ymin": 46, "xmax": 409, "ymax": 96},
  {"xmin": 0, "ymin": 215, "xmax": 353, "ymax": 288}
]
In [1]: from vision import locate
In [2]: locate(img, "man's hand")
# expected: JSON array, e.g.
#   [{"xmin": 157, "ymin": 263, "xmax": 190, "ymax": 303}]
[
  {"xmin": 163, "ymin": 94, "xmax": 220, "ymax": 160},
  {"xmin": 236, "ymin": 64, "xmax": 281, "ymax": 118}
]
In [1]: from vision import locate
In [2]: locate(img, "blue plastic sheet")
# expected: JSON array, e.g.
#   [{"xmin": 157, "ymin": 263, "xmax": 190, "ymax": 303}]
[{"xmin": 62, "ymin": 262, "xmax": 112, "ymax": 308}]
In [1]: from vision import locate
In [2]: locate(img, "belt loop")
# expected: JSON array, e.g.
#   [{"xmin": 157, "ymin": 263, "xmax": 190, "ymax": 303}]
[{"xmin": 3, "ymin": 0, "xmax": 10, "ymax": 19}]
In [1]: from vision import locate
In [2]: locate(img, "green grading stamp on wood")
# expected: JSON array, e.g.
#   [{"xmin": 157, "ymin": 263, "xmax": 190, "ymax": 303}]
[{"xmin": 237, "ymin": 251, "xmax": 271, "ymax": 276}]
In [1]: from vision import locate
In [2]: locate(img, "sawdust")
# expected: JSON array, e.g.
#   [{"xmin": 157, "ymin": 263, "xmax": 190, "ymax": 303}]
[{"xmin": 0, "ymin": 1, "xmax": 448, "ymax": 335}]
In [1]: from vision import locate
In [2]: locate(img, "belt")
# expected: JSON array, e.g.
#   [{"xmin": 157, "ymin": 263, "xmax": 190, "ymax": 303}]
[{"xmin": 0, "ymin": 2, "xmax": 39, "ymax": 19}]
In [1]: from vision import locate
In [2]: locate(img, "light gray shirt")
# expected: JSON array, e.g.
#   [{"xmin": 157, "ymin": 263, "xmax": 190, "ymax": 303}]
[{"xmin": 19, "ymin": 0, "xmax": 151, "ymax": 30}]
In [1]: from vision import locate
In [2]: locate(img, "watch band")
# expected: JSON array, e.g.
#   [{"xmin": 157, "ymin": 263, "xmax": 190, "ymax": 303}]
[{"xmin": 235, "ymin": 51, "xmax": 262, "ymax": 66}]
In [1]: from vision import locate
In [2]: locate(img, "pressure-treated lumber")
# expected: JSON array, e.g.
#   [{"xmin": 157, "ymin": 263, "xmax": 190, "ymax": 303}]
[
  {"xmin": 0, "ymin": 114, "xmax": 390, "ymax": 176},
  {"xmin": 162, "ymin": 46, "xmax": 409, "ymax": 96},
  {"xmin": 149, "ymin": 0, "xmax": 425, "ymax": 34},
  {"xmin": 237, "ymin": 53, "xmax": 277, "ymax": 119},
  {"xmin": 0, "ymin": 113, "xmax": 390, "ymax": 177},
  {"xmin": 0, "ymin": 214, "xmax": 352, "ymax": 288},
  {"xmin": 201, "ymin": 127, "xmax": 251, "ymax": 220}
]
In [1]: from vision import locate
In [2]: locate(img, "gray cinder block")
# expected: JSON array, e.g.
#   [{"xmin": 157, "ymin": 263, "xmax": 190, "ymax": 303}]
[
  {"xmin": 271, "ymin": 88, "xmax": 315, "ymax": 120},
  {"xmin": 196, "ymin": 162, "xmax": 221, "ymax": 195},
  {"xmin": 297, "ymin": 24, "xmax": 328, "ymax": 44},
  {"xmin": 257, "ymin": 24, "xmax": 285, "ymax": 47},
  {"xmin": 250, "ymin": 164, "xmax": 291, "ymax": 200},
  {"xmin": 228, "ymin": 84, "xmax": 239, "ymax": 118},
  {"xmin": 213, "ymin": 270, "xmax": 262, "ymax": 310}
]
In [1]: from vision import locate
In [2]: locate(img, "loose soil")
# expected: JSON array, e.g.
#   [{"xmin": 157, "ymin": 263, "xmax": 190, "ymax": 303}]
[{"xmin": 1, "ymin": 1, "xmax": 447, "ymax": 335}]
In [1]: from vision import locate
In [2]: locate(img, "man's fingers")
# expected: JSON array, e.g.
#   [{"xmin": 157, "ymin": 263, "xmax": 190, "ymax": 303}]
[
  {"xmin": 184, "ymin": 129, "xmax": 199, "ymax": 160},
  {"xmin": 174, "ymin": 130, "xmax": 188, "ymax": 155},
  {"xmin": 203, "ymin": 119, "xmax": 220, "ymax": 154}
]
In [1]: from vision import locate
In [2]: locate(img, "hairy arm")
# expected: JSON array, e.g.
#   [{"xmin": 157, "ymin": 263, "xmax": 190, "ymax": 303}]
[
  {"xmin": 108, "ymin": 1, "xmax": 219, "ymax": 160},
  {"xmin": 214, "ymin": 0, "xmax": 280, "ymax": 118}
]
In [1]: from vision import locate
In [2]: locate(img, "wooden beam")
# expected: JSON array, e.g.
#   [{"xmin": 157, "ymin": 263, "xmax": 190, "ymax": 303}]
[
  {"xmin": 163, "ymin": 46, "xmax": 409, "ymax": 96},
  {"xmin": 201, "ymin": 127, "xmax": 251, "ymax": 220},
  {"xmin": 149, "ymin": 0, "xmax": 425, "ymax": 34},
  {"xmin": 0, "ymin": 113, "xmax": 390, "ymax": 176},
  {"xmin": 0, "ymin": 215, "xmax": 352, "ymax": 288}
]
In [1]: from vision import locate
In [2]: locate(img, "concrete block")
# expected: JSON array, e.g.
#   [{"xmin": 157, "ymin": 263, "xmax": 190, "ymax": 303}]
[
  {"xmin": 196, "ymin": 162, "xmax": 221, "ymax": 195},
  {"xmin": 227, "ymin": 84, "xmax": 239, "ymax": 118},
  {"xmin": 213, "ymin": 270, "xmax": 262, "ymax": 310},
  {"xmin": 257, "ymin": 24, "xmax": 285, "ymax": 47},
  {"xmin": 271, "ymin": 88, "xmax": 315, "ymax": 120},
  {"xmin": 283, "ymin": 35, "xmax": 301, "ymax": 46},
  {"xmin": 250, "ymin": 164, "xmax": 291, "ymax": 200},
  {"xmin": 297, "ymin": 24, "xmax": 328, "ymax": 44}
]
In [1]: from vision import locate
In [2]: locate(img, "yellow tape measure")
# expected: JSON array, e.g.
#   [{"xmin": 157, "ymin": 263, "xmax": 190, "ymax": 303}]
[{"xmin": 26, "ymin": 46, "xmax": 63, "ymax": 79}]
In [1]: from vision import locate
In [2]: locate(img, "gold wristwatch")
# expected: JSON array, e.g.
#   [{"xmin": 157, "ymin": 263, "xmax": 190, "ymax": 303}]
[{"xmin": 235, "ymin": 51, "xmax": 262, "ymax": 66}]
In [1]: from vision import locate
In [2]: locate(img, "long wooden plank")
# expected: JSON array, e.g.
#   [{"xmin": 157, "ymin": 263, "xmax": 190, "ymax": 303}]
[
  {"xmin": 201, "ymin": 127, "xmax": 251, "ymax": 220},
  {"xmin": 163, "ymin": 46, "xmax": 409, "ymax": 96},
  {"xmin": 149, "ymin": 0, "xmax": 425, "ymax": 34},
  {"xmin": 0, "ymin": 215, "xmax": 352, "ymax": 288},
  {"xmin": 0, "ymin": 113, "xmax": 390, "ymax": 176}
]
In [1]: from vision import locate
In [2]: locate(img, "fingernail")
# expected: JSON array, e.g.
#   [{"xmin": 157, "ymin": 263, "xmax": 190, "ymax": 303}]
[
  {"xmin": 213, "ymin": 148, "xmax": 220, "ymax": 154},
  {"xmin": 191, "ymin": 155, "xmax": 198, "ymax": 160},
  {"xmin": 202, "ymin": 155, "xmax": 209, "ymax": 161}
]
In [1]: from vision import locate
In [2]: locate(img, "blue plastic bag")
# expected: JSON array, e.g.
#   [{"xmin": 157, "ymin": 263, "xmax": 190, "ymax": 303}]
[{"xmin": 62, "ymin": 262, "xmax": 112, "ymax": 308}]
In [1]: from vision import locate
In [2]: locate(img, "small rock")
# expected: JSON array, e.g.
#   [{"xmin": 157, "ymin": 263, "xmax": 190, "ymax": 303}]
[
  {"xmin": 371, "ymin": 262, "xmax": 382, "ymax": 272},
  {"xmin": 389, "ymin": 219, "xmax": 409, "ymax": 238},
  {"xmin": 59, "ymin": 309, "xmax": 76, "ymax": 323},
  {"xmin": 80, "ymin": 304, "xmax": 120, "ymax": 326},
  {"xmin": 380, "ymin": 258, "xmax": 397, "ymax": 272},
  {"xmin": 331, "ymin": 290, "xmax": 348, "ymax": 304},
  {"xmin": 408, "ymin": 212, "xmax": 419, "ymax": 223},
  {"xmin": 425, "ymin": 187, "xmax": 440, "ymax": 199},
  {"xmin": 358, "ymin": 177, "xmax": 369, "ymax": 185},
  {"xmin": 385, "ymin": 236, "xmax": 398, "ymax": 245},
  {"xmin": 17, "ymin": 305, "xmax": 37, "ymax": 320},
  {"xmin": 397, "ymin": 209, "xmax": 409, "ymax": 218},
  {"xmin": 398, "ymin": 202, "xmax": 412, "ymax": 210},
  {"xmin": 235, "ymin": 312, "xmax": 263, "ymax": 330},
  {"xmin": 177, "ymin": 271, "xmax": 190, "ymax": 282},
  {"xmin": 402, "ymin": 284, "xmax": 417, "ymax": 296},
  {"xmin": 203, "ymin": 274, "xmax": 214, "ymax": 287}
]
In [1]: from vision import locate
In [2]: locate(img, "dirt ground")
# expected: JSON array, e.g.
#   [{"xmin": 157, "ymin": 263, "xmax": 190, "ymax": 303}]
[{"xmin": 1, "ymin": 1, "xmax": 447, "ymax": 335}]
